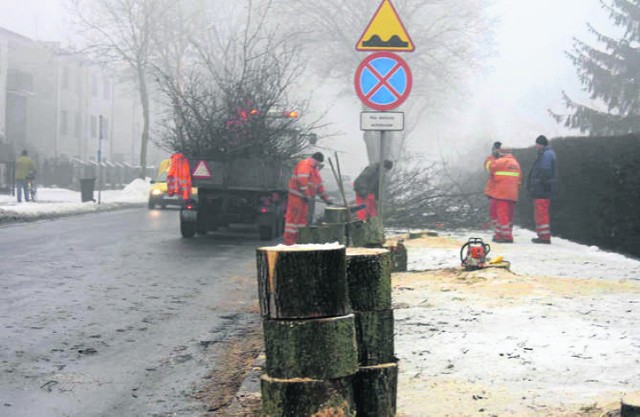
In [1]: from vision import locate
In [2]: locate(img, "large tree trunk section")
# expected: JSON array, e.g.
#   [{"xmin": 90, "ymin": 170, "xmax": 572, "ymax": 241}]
[
  {"xmin": 260, "ymin": 374, "xmax": 355, "ymax": 417},
  {"xmin": 256, "ymin": 245, "xmax": 350, "ymax": 319},
  {"xmin": 298, "ymin": 223, "xmax": 347, "ymax": 245},
  {"xmin": 346, "ymin": 248, "xmax": 392, "ymax": 311},
  {"xmin": 354, "ymin": 309, "xmax": 395, "ymax": 366},
  {"xmin": 349, "ymin": 217, "xmax": 385, "ymax": 247},
  {"xmin": 384, "ymin": 240, "xmax": 408, "ymax": 272},
  {"xmin": 263, "ymin": 314, "xmax": 358, "ymax": 379},
  {"xmin": 353, "ymin": 361, "xmax": 398, "ymax": 417},
  {"xmin": 324, "ymin": 207, "xmax": 348, "ymax": 223},
  {"xmin": 622, "ymin": 393, "xmax": 640, "ymax": 417}
]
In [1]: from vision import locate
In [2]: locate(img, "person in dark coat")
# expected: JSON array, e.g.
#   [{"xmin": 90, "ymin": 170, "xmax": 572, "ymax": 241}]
[
  {"xmin": 526, "ymin": 135, "xmax": 558, "ymax": 244},
  {"xmin": 353, "ymin": 160, "xmax": 393, "ymax": 220}
]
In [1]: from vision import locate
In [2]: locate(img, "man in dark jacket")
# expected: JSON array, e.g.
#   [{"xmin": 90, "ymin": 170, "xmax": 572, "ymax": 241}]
[
  {"xmin": 354, "ymin": 160, "xmax": 393, "ymax": 220},
  {"xmin": 526, "ymin": 135, "xmax": 557, "ymax": 244}
]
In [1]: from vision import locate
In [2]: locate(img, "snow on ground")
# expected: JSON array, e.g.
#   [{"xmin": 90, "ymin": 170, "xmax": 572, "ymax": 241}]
[
  {"xmin": 393, "ymin": 229, "xmax": 640, "ymax": 417},
  {"xmin": 0, "ymin": 179, "xmax": 150, "ymax": 222}
]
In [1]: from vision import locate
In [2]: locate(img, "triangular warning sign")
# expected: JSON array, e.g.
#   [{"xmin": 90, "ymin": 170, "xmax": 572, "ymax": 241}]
[
  {"xmin": 356, "ymin": 0, "xmax": 415, "ymax": 52},
  {"xmin": 192, "ymin": 160, "xmax": 212, "ymax": 179}
]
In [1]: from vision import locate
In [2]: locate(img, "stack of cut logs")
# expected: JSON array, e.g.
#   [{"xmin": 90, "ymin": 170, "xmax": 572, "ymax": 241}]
[
  {"xmin": 347, "ymin": 247, "xmax": 398, "ymax": 417},
  {"xmin": 256, "ymin": 244, "xmax": 398, "ymax": 416},
  {"xmin": 298, "ymin": 207, "xmax": 385, "ymax": 247},
  {"xmin": 257, "ymin": 244, "xmax": 359, "ymax": 416}
]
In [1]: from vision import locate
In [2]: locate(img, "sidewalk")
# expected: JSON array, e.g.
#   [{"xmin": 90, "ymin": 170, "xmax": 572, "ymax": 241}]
[
  {"xmin": 229, "ymin": 228, "xmax": 640, "ymax": 417},
  {"xmin": 0, "ymin": 180, "xmax": 149, "ymax": 224}
]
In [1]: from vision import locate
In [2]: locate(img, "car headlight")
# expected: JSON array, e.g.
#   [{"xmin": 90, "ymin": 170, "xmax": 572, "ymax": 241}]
[{"xmin": 151, "ymin": 189, "xmax": 163, "ymax": 196}]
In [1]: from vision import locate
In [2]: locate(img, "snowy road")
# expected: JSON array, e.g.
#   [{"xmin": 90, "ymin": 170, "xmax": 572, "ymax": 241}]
[{"xmin": 0, "ymin": 208, "xmax": 262, "ymax": 416}]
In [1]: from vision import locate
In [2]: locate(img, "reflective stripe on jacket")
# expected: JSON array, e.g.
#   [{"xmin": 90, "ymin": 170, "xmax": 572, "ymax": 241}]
[
  {"xmin": 167, "ymin": 153, "xmax": 192, "ymax": 200},
  {"xmin": 489, "ymin": 154, "xmax": 521, "ymax": 202},
  {"xmin": 287, "ymin": 157, "xmax": 329, "ymax": 201}
]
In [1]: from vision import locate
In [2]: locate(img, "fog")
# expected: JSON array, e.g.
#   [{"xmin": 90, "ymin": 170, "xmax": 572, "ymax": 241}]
[{"xmin": 0, "ymin": 0, "xmax": 616, "ymax": 176}]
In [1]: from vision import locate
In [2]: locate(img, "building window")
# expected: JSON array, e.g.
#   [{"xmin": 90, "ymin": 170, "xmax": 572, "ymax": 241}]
[
  {"xmin": 62, "ymin": 66, "xmax": 70, "ymax": 90},
  {"xmin": 74, "ymin": 112, "xmax": 82, "ymax": 138},
  {"xmin": 103, "ymin": 80, "xmax": 111, "ymax": 100},
  {"xmin": 101, "ymin": 117, "xmax": 109, "ymax": 140},
  {"xmin": 90, "ymin": 115, "xmax": 97, "ymax": 138},
  {"xmin": 91, "ymin": 74, "xmax": 98, "ymax": 97},
  {"xmin": 60, "ymin": 110, "xmax": 68, "ymax": 135}
]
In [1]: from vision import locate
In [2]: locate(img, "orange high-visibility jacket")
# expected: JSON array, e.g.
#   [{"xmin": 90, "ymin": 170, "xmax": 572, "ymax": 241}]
[
  {"xmin": 484, "ymin": 155, "xmax": 498, "ymax": 198},
  {"xmin": 287, "ymin": 157, "xmax": 330, "ymax": 201},
  {"xmin": 167, "ymin": 153, "xmax": 192, "ymax": 200},
  {"xmin": 489, "ymin": 153, "xmax": 522, "ymax": 202}
]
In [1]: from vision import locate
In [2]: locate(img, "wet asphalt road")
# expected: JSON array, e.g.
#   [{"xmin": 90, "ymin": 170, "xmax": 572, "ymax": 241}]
[{"xmin": 0, "ymin": 208, "xmax": 265, "ymax": 416}]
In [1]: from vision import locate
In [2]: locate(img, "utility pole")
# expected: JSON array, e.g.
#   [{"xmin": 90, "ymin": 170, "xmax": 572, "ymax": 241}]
[{"xmin": 98, "ymin": 115, "xmax": 103, "ymax": 205}]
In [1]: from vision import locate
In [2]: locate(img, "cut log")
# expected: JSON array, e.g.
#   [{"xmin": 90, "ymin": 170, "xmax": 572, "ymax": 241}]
[
  {"xmin": 353, "ymin": 361, "xmax": 398, "ymax": 417},
  {"xmin": 263, "ymin": 314, "xmax": 358, "ymax": 379},
  {"xmin": 384, "ymin": 240, "xmax": 408, "ymax": 272},
  {"xmin": 298, "ymin": 223, "xmax": 347, "ymax": 245},
  {"xmin": 349, "ymin": 217, "xmax": 385, "ymax": 247},
  {"xmin": 260, "ymin": 374, "xmax": 355, "ymax": 417},
  {"xmin": 354, "ymin": 310, "xmax": 395, "ymax": 366},
  {"xmin": 324, "ymin": 207, "xmax": 348, "ymax": 224},
  {"xmin": 346, "ymin": 248, "xmax": 392, "ymax": 311},
  {"xmin": 256, "ymin": 245, "xmax": 350, "ymax": 319},
  {"xmin": 622, "ymin": 392, "xmax": 640, "ymax": 417}
]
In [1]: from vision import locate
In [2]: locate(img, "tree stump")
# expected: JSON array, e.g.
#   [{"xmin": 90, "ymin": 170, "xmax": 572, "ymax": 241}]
[
  {"xmin": 354, "ymin": 310, "xmax": 395, "ymax": 366},
  {"xmin": 349, "ymin": 218, "xmax": 385, "ymax": 247},
  {"xmin": 263, "ymin": 314, "xmax": 358, "ymax": 379},
  {"xmin": 256, "ymin": 245, "xmax": 350, "ymax": 319},
  {"xmin": 298, "ymin": 223, "xmax": 347, "ymax": 245},
  {"xmin": 353, "ymin": 361, "xmax": 398, "ymax": 417},
  {"xmin": 324, "ymin": 207, "xmax": 348, "ymax": 223},
  {"xmin": 346, "ymin": 248, "xmax": 392, "ymax": 311},
  {"xmin": 384, "ymin": 240, "xmax": 408, "ymax": 272},
  {"xmin": 622, "ymin": 393, "xmax": 640, "ymax": 417},
  {"xmin": 260, "ymin": 374, "xmax": 356, "ymax": 417}
]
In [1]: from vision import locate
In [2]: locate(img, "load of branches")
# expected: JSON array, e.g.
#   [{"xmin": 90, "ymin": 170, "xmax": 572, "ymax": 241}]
[
  {"xmin": 155, "ymin": 2, "xmax": 317, "ymax": 162},
  {"xmin": 384, "ymin": 158, "xmax": 487, "ymax": 229}
]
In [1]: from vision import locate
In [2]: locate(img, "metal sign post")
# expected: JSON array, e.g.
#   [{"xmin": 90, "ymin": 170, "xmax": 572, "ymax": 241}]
[
  {"xmin": 378, "ymin": 131, "xmax": 386, "ymax": 221},
  {"xmin": 98, "ymin": 115, "xmax": 103, "ymax": 205}
]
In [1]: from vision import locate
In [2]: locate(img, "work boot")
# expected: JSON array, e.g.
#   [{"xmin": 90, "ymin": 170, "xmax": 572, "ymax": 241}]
[
  {"xmin": 492, "ymin": 236, "xmax": 514, "ymax": 243},
  {"xmin": 531, "ymin": 237, "xmax": 551, "ymax": 244}
]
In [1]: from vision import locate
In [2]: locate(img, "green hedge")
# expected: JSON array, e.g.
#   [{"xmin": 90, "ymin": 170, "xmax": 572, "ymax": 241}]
[{"xmin": 512, "ymin": 134, "xmax": 640, "ymax": 256}]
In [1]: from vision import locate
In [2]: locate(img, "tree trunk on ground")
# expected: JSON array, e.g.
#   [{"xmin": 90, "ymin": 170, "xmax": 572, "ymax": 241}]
[
  {"xmin": 256, "ymin": 245, "xmax": 350, "ymax": 319},
  {"xmin": 297, "ymin": 223, "xmax": 347, "ymax": 245},
  {"xmin": 353, "ymin": 361, "xmax": 398, "ymax": 417},
  {"xmin": 622, "ymin": 393, "xmax": 640, "ymax": 417},
  {"xmin": 346, "ymin": 248, "xmax": 392, "ymax": 311},
  {"xmin": 354, "ymin": 310, "xmax": 395, "ymax": 366},
  {"xmin": 260, "ymin": 374, "xmax": 356, "ymax": 417},
  {"xmin": 263, "ymin": 314, "xmax": 358, "ymax": 379}
]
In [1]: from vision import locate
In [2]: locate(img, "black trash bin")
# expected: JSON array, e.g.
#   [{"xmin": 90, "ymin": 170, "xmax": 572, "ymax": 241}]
[{"xmin": 80, "ymin": 178, "xmax": 96, "ymax": 202}]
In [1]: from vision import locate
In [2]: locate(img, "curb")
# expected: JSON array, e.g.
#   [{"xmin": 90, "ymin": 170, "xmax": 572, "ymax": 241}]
[{"xmin": 0, "ymin": 202, "xmax": 146, "ymax": 225}]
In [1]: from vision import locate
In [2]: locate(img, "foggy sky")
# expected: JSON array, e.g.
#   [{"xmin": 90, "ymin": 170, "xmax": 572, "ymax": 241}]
[{"xmin": 0, "ymin": 0, "xmax": 615, "ymax": 175}]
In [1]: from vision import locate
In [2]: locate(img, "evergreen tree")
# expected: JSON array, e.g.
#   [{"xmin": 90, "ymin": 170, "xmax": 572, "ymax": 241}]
[{"xmin": 553, "ymin": 0, "xmax": 640, "ymax": 135}]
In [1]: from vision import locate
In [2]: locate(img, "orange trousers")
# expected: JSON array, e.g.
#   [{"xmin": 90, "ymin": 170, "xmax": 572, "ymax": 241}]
[
  {"xmin": 493, "ymin": 199, "xmax": 515, "ymax": 240},
  {"xmin": 284, "ymin": 195, "xmax": 308, "ymax": 245},
  {"xmin": 356, "ymin": 194, "xmax": 378, "ymax": 221},
  {"xmin": 534, "ymin": 199, "xmax": 551, "ymax": 239}
]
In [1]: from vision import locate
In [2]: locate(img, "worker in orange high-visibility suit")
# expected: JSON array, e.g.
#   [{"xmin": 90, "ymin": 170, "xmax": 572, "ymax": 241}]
[
  {"xmin": 354, "ymin": 160, "xmax": 393, "ymax": 221},
  {"xmin": 167, "ymin": 153, "xmax": 192, "ymax": 200},
  {"xmin": 526, "ymin": 135, "xmax": 558, "ymax": 244},
  {"xmin": 284, "ymin": 152, "xmax": 334, "ymax": 245},
  {"xmin": 489, "ymin": 148, "xmax": 521, "ymax": 243},
  {"xmin": 484, "ymin": 142, "xmax": 502, "ymax": 229}
]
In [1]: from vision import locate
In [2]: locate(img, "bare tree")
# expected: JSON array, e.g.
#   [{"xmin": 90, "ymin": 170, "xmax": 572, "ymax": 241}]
[{"xmin": 69, "ymin": 0, "xmax": 177, "ymax": 177}]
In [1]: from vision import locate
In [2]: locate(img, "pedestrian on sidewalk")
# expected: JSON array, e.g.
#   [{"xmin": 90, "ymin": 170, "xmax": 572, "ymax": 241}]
[
  {"xmin": 15, "ymin": 150, "xmax": 36, "ymax": 203},
  {"xmin": 488, "ymin": 146, "xmax": 522, "ymax": 243},
  {"xmin": 526, "ymin": 135, "xmax": 558, "ymax": 244},
  {"xmin": 484, "ymin": 142, "xmax": 502, "ymax": 229},
  {"xmin": 353, "ymin": 159, "xmax": 393, "ymax": 221}
]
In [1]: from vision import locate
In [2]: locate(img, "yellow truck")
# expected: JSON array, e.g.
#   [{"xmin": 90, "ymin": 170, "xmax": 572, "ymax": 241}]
[{"xmin": 148, "ymin": 159, "xmax": 197, "ymax": 209}]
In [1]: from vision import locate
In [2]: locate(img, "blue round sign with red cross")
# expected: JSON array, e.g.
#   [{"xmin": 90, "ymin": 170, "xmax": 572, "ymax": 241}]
[{"xmin": 354, "ymin": 52, "xmax": 412, "ymax": 111}]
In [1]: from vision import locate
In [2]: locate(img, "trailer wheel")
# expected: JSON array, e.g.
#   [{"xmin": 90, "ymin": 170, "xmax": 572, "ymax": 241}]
[
  {"xmin": 259, "ymin": 225, "xmax": 273, "ymax": 241},
  {"xmin": 181, "ymin": 220, "xmax": 196, "ymax": 238}
]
